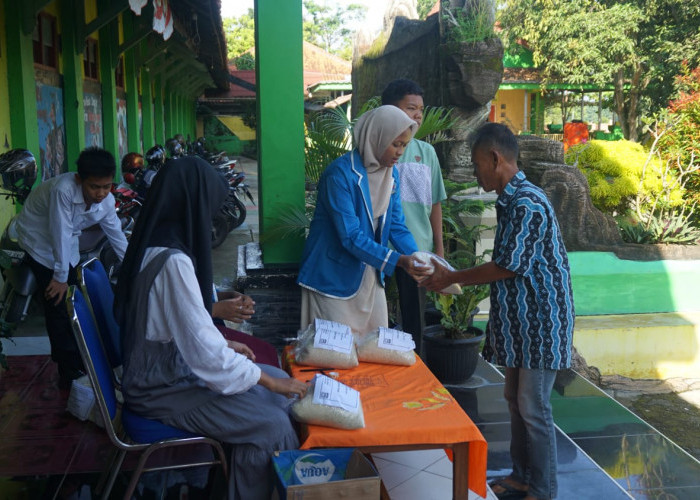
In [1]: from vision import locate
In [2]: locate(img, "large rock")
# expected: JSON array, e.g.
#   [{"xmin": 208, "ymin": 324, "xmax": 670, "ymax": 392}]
[
  {"xmin": 516, "ymin": 136, "xmax": 623, "ymax": 251},
  {"xmin": 441, "ymin": 104, "xmax": 490, "ymax": 183},
  {"xmin": 443, "ymin": 38, "xmax": 504, "ymax": 112}
]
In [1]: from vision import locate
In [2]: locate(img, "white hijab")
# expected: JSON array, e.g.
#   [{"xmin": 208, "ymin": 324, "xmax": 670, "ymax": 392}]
[{"xmin": 353, "ymin": 105, "xmax": 417, "ymax": 217}]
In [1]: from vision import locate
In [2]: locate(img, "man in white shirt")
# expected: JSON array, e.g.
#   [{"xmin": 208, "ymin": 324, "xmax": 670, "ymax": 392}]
[{"xmin": 16, "ymin": 147, "xmax": 128, "ymax": 385}]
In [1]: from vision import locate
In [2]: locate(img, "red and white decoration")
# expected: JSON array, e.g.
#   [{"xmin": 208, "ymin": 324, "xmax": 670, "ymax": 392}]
[{"xmin": 130, "ymin": 0, "xmax": 174, "ymax": 41}]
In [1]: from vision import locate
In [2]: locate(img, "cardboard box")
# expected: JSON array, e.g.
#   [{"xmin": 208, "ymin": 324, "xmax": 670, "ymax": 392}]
[{"xmin": 272, "ymin": 448, "xmax": 380, "ymax": 500}]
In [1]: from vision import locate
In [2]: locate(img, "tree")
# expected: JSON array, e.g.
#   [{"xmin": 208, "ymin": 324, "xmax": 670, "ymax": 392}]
[
  {"xmin": 417, "ymin": 0, "xmax": 437, "ymax": 19},
  {"xmin": 302, "ymin": 0, "xmax": 364, "ymax": 60},
  {"xmin": 233, "ymin": 53, "xmax": 255, "ymax": 70},
  {"xmin": 498, "ymin": 0, "xmax": 700, "ymax": 142},
  {"xmin": 223, "ymin": 9, "xmax": 255, "ymax": 62}
]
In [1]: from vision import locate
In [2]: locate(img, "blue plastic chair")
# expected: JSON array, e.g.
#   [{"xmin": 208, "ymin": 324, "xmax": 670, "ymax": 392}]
[
  {"xmin": 67, "ymin": 286, "xmax": 229, "ymax": 499},
  {"xmin": 77, "ymin": 258, "xmax": 122, "ymax": 368}
]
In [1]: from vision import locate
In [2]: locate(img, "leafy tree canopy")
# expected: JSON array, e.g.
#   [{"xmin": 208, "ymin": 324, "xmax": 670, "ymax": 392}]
[
  {"xmin": 302, "ymin": 0, "xmax": 364, "ymax": 60},
  {"xmin": 498, "ymin": 0, "xmax": 700, "ymax": 142},
  {"xmin": 223, "ymin": 2, "xmax": 366, "ymax": 63},
  {"xmin": 417, "ymin": 0, "xmax": 437, "ymax": 20},
  {"xmin": 223, "ymin": 9, "xmax": 255, "ymax": 63}
]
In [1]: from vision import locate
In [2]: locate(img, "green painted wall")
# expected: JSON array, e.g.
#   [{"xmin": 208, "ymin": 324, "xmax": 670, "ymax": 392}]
[
  {"xmin": 0, "ymin": 0, "xmax": 15, "ymax": 229},
  {"xmin": 255, "ymin": 0, "xmax": 305, "ymax": 265},
  {"xmin": 60, "ymin": 0, "xmax": 87, "ymax": 166},
  {"xmin": 570, "ymin": 252, "xmax": 700, "ymax": 315}
]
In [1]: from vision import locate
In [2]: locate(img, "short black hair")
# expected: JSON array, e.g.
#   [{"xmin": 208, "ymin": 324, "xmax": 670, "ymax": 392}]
[
  {"xmin": 470, "ymin": 123, "xmax": 519, "ymax": 162},
  {"xmin": 381, "ymin": 79, "xmax": 424, "ymax": 106},
  {"xmin": 76, "ymin": 147, "xmax": 117, "ymax": 179}
]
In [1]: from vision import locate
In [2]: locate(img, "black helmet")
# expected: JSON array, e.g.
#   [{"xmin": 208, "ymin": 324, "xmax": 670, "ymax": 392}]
[
  {"xmin": 145, "ymin": 145, "xmax": 166, "ymax": 168},
  {"xmin": 121, "ymin": 152, "xmax": 144, "ymax": 174},
  {"xmin": 0, "ymin": 149, "xmax": 37, "ymax": 202},
  {"xmin": 165, "ymin": 138, "xmax": 184, "ymax": 158}
]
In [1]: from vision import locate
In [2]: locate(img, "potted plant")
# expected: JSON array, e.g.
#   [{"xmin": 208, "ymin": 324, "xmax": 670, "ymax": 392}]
[{"xmin": 423, "ymin": 180, "xmax": 493, "ymax": 384}]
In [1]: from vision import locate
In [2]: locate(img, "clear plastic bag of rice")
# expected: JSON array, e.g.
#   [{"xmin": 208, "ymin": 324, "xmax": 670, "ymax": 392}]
[
  {"xmin": 293, "ymin": 318, "xmax": 359, "ymax": 369},
  {"xmin": 356, "ymin": 327, "xmax": 416, "ymax": 366},
  {"xmin": 291, "ymin": 374, "xmax": 365, "ymax": 430},
  {"xmin": 412, "ymin": 251, "xmax": 463, "ymax": 295}
]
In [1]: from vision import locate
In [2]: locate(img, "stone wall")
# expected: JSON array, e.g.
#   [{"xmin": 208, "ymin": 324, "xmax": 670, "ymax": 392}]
[{"xmin": 353, "ymin": 4, "xmax": 503, "ymax": 183}]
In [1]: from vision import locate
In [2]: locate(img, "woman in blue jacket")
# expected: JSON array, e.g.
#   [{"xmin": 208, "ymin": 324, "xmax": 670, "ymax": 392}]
[{"xmin": 298, "ymin": 105, "xmax": 429, "ymax": 335}]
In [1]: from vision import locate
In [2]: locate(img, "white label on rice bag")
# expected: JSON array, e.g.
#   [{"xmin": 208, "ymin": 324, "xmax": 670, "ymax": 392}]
[
  {"xmin": 314, "ymin": 318, "xmax": 350, "ymax": 333},
  {"xmin": 312, "ymin": 374, "xmax": 360, "ymax": 412},
  {"xmin": 313, "ymin": 321, "xmax": 353, "ymax": 354},
  {"xmin": 378, "ymin": 327, "xmax": 416, "ymax": 352}
]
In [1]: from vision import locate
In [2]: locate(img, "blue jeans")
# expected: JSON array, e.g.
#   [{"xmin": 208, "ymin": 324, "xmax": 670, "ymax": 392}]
[{"xmin": 504, "ymin": 367, "xmax": 558, "ymax": 499}]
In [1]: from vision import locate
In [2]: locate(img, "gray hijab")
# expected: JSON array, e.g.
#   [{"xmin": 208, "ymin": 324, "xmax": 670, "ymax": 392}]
[{"xmin": 353, "ymin": 105, "xmax": 417, "ymax": 217}]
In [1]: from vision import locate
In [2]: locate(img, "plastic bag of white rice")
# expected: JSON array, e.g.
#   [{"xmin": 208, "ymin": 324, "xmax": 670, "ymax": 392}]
[
  {"xmin": 413, "ymin": 251, "xmax": 463, "ymax": 294},
  {"xmin": 293, "ymin": 319, "xmax": 359, "ymax": 369},
  {"xmin": 291, "ymin": 374, "xmax": 365, "ymax": 429},
  {"xmin": 356, "ymin": 327, "xmax": 416, "ymax": 366}
]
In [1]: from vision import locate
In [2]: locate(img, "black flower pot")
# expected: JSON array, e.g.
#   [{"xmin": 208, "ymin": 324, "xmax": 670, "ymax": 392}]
[{"xmin": 423, "ymin": 324, "xmax": 484, "ymax": 384}]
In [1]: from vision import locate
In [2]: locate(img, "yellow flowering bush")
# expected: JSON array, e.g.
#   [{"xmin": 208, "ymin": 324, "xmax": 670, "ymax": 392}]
[{"xmin": 565, "ymin": 140, "xmax": 684, "ymax": 213}]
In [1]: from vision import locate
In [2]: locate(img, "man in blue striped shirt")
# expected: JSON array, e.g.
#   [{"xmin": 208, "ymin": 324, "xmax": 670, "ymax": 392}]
[{"xmin": 422, "ymin": 123, "xmax": 574, "ymax": 500}]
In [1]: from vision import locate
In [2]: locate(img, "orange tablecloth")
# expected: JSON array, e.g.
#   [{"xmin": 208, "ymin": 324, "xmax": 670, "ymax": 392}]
[{"xmin": 283, "ymin": 348, "xmax": 488, "ymax": 498}]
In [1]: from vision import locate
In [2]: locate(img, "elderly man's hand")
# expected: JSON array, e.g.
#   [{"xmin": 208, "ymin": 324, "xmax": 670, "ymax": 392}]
[{"xmin": 420, "ymin": 258, "xmax": 458, "ymax": 292}]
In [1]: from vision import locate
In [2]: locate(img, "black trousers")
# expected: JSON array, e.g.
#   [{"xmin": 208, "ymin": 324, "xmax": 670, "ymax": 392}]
[
  {"xmin": 26, "ymin": 255, "xmax": 83, "ymax": 373},
  {"xmin": 395, "ymin": 266, "xmax": 427, "ymax": 355}
]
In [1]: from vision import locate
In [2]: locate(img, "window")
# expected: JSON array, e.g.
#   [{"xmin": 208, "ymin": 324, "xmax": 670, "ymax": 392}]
[
  {"xmin": 32, "ymin": 14, "xmax": 58, "ymax": 68},
  {"xmin": 115, "ymin": 56, "xmax": 124, "ymax": 88},
  {"xmin": 84, "ymin": 38, "xmax": 99, "ymax": 80}
]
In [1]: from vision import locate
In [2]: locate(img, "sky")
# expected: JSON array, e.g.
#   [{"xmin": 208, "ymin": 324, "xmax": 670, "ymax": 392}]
[{"xmin": 220, "ymin": 0, "xmax": 392, "ymax": 36}]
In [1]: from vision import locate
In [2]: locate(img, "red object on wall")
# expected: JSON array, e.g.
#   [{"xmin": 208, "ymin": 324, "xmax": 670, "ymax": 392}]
[
  {"xmin": 488, "ymin": 103, "xmax": 496, "ymax": 122},
  {"xmin": 563, "ymin": 122, "xmax": 589, "ymax": 152}
]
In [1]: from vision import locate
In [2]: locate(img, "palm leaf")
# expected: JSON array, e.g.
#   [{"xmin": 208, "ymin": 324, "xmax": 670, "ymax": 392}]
[{"xmin": 415, "ymin": 106, "xmax": 459, "ymax": 145}]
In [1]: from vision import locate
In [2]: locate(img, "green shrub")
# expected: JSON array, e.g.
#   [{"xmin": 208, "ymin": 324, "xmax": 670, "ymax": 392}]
[
  {"xmin": 618, "ymin": 211, "xmax": 700, "ymax": 245},
  {"xmin": 565, "ymin": 140, "xmax": 684, "ymax": 213}
]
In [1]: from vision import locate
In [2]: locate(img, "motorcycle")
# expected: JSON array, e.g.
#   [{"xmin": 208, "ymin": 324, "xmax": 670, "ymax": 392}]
[{"xmin": 210, "ymin": 169, "xmax": 254, "ymax": 249}]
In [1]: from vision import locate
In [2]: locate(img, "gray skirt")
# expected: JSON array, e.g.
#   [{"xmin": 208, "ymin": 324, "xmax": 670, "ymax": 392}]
[{"xmin": 160, "ymin": 364, "xmax": 299, "ymax": 500}]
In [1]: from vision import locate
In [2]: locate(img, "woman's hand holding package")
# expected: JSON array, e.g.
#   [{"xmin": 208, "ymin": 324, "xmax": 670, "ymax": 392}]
[
  {"xmin": 259, "ymin": 372, "xmax": 309, "ymax": 399},
  {"xmin": 212, "ymin": 293, "xmax": 255, "ymax": 323},
  {"xmin": 397, "ymin": 254, "xmax": 432, "ymax": 282}
]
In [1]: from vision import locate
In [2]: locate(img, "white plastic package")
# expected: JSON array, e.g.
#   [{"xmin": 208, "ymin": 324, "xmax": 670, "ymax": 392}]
[
  {"xmin": 355, "ymin": 327, "xmax": 416, "ymax": 366},
  {"xmin": 412, "ymin": 251, "xmax": 463, "ymax": 295},
  {"xmin": 293, "ymin": 319, "xmax": 359, "ymax": 369},
  {"xmin": 291, "ymin": 374, "xmax": 365, "ymax": 430}
]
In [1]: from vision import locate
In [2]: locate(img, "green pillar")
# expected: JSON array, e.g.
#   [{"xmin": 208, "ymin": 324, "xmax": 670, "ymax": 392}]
[
  {"xmin": 4, "ymin": 4, "xmax": 40, "ymax": 158},
  {"xmin": 60, "ymin": 0, "xmax": 86, "ymax": 169},
  {"xmin": 255, "ymin": 0, "xmax": 305, "ymax": 265},
  {"xmin": 164, "ymin": 87, "xmax": 174, "ymax": 139},
  {"xmin": 122, "ymin": 17, "xmax": 139, "ymax": 153},
  {"xmin": 153, "ymin": 73, "xmax": 164, "ymax": 145},
  {"xmin": 174, "ymin": 94, "xmax": 181, "ymax": 137},
  {"xmin": 140, "ymin": 52, "xmax": 154, "ymax": 150},
  {"xmin": 98, "ymin": 1, "xmax": 119, "ymax": 162},
  {"xmin": 530, "ymin": 92, "xmax": 545, "ymax": 134}
]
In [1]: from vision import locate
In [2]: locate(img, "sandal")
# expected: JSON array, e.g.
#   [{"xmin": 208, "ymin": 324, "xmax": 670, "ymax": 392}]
[{"xmin": 488, "ymin": 478, "xmax": 528, "ymax": 500}]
